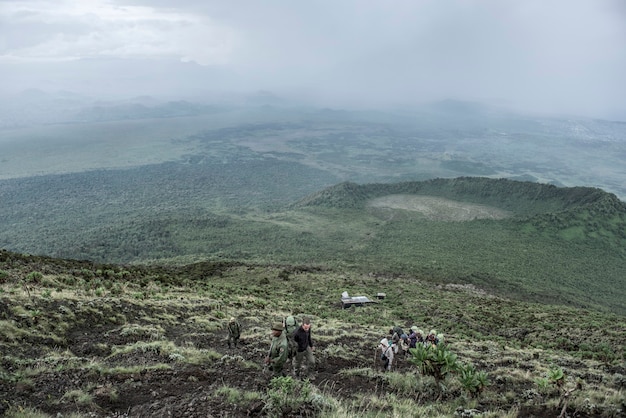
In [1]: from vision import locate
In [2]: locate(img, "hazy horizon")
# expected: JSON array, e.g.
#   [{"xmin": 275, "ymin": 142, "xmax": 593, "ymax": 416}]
[{"xmin": 1, "ymin": 0, "xmax": 625, "ymax": 121}]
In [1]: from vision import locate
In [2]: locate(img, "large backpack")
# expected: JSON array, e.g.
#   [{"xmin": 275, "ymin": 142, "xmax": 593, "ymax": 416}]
[
  {"xmin": 284, "ymin": 316, "xmax": 298, "ymax": 334},
  {"xmin": 392, "ymin": 326, "xmax": 404, "ymax": 338},
  {"xmin": 284, "ymin": 316, "xmax": 298, "ymax": 358}
]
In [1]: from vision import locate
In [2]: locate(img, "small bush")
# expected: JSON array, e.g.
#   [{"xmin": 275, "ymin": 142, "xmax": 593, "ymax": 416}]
[
  {"xmin": 25, "ymin": 272, "xmax": 43, "ymax": 283},
  {"xmin": 61, "ymin": 389, "xmax": 93, "ymax": 406},
  {"xmin": 3, "ymin": 406, "xmax": 50, "ymax": 418},
  {"xmin": 263, "ymin": 376, "xmax": 320, "ymax": 417},
  {"xmin": 215, "ymin": 385, "xmax": 242, "ymax": 404},
  {"xmin": 458, "ymin": 363, "xmax": 489, "ymax": 397},
  {"xmin": 408, "ymin": 343, "xmax": 459, "ymax": 388}
]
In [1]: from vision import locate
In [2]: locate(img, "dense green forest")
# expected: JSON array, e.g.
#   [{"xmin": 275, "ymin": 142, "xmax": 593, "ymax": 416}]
[{"xmin": 1, "ymin": 167, "xmax": 624, "ymax": 315}]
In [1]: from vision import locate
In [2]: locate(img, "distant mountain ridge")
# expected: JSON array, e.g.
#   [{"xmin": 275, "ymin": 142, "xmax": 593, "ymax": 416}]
[
  {"xmin": 295, "ymin": 177, "xmax": 625, "ymax": 215},
  {"xmin": 74, "ymin": 100, "xmax": 225, "ymax": 122},
  {"xmin": 295, "ymin": 177, "xmax": 626, "ymax": 249}
]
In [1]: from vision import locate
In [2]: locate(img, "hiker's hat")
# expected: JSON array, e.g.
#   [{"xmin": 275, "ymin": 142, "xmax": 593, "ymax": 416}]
[{"xmin": 271, "ymin": 322, "xmax": 284, "ymax": 331}]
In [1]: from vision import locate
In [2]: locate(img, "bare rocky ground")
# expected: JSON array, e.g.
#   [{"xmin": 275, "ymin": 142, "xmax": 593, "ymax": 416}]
[
  {"xmin": 1, "ymin": 299, "xmax": 387, "ymax": 417},
  {"xmin": 3, "ymin": 295, "xmax": 623, "ymax": 418}
]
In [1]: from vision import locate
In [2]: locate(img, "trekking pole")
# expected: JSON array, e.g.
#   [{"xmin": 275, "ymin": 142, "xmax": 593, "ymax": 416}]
[
  {"xmin": 263, "ymin": 340, "xmax": 273, "ymax": 375},
  {"xmin": 373, "ymin": 347, "xmax": 377, "ymax": 369}
]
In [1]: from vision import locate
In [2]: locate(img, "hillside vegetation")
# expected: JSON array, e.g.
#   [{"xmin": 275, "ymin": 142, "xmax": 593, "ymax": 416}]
[
  {"xmin": 292, "ymin": 178, "xmax": 626, "ymax": 314},
  {"xmin": 2, "ymin": 172, "xmax": 624, "ymax": 315},
  {"xmin": 0, "ymin": 249, "xmax": 624, "ymax": 417}
]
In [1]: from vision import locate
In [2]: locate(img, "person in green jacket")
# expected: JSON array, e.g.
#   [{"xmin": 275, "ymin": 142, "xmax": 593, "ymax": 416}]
[
  {"xmin": 265, "ymin": 322, "xmax": 289, "ymax": 377},
  {"xmin": 227, "ymin": 317, "xmax": 241, "ymax": 349}
]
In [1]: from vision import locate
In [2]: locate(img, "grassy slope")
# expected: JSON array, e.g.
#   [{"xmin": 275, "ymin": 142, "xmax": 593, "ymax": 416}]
[
  {"xmin": 1, "ymin": 173, "xmax": 625, "ymax": 315},
  {"xmin": 0, "ymin": 250, "xmax": 624, "ymax": 417}
]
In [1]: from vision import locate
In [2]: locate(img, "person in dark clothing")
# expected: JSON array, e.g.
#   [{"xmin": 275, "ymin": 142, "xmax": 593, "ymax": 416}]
[
  {"xmin": 293, "ymin": 316, "xmax": 315, "ymax": 380},
  {"xmin": 227, "ymin": 317, "xmax": 241, "ymax": 348},
  {"xmin": 426, "ymin": 329, "xmax": 440, "ymax": 346},
  {"xmin": 407, "ymin": 327, "xmax": 424, "ymax": 349}
]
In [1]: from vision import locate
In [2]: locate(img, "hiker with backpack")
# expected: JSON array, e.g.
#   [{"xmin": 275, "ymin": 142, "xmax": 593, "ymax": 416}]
[
  {"xmin": 264, "ymin": 322, "xmax": 289, "ymax": 378},
  {"xmin": 407, "ymin": 327, "xmax": 424, "ymax": 349},
  {"xmin": 379, "ymin": 337, "xmax": 394, "ymax": 371},
  {"xmin": 293, "ymin": 316, "xmax": 316, "ymax": 380},
  {"xmin": 227, "ymin": 316, "xmax": 241, "ymax": 349},
  {"xmin": 389, "ymin": 325, "xmax": 408, "ymax": 355},
  {"xmin": 389, "ymin": 326, "xmax": 407, "ymax": 345},
  {"xmin": 425, "ymin": 329, "xmax": 440, "ymax": 347}
]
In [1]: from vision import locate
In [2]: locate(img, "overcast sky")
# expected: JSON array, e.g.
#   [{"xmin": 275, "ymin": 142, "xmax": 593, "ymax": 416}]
[{"xmin": 1, "ymin": 0, "xmax": 625, "ymax": 119}]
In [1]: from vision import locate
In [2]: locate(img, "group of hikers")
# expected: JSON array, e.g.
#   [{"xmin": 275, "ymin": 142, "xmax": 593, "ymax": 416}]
[
  {"xmin": 226, "ymin": 317, "xmax": 442, "ymax": 379},
  {"xmin": 226, "ymin": 315, "xmax": 316, "ymax": 380},
  {"xmin": 379, "ymin": 325, "xmax": 443, "ymax": 372}
]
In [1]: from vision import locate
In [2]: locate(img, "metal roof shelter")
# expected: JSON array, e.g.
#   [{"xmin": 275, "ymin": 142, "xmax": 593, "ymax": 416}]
[{"xmin": 341, "ymin": 291, "xmax": 377, "ymax": 309}]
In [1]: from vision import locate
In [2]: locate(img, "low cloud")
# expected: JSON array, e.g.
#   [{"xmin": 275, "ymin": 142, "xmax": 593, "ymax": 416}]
[
  {"xmin": 0, "ymin": 0, "xmax": 236, "ymax": 65},
  {"xmin": 1, "ymin": 0, "xmax": 625, "ymax": 120}
]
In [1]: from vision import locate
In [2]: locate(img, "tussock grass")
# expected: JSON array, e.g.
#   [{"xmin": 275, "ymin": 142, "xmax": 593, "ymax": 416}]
[
  {"xmin": 215, "ymin": 384, "xmax": 243, "ymax": 404},
  {"xmin": 188, "ymin": 315, "xmax": 223, "ymax": 331},
  {"xmin": 110, "ymin": 340, "xmax": 173, "ymax": 356},
  {"xmin": 214, "ymin": 385, "xmax": 263, "ymax": 406},
  {"xmin": 383, "ymin": 371, "xmax": 426, "ymax": 396},
  {"xmin": 3, "ymin": 407, "xmax": 53, "ymax": 418},
  {"xmin": 96, "ymin": 363, "xmax": 171, "ymax": 375},
  {"xmin": 118, "ymin": 323, "xmax": 166, "ymax": 340},
  {"xmin": 321, "ymin": 343, "xmax": 353, "ymax": 360},
  {"xmin": 329, "ymin": 393, "xmax": 456, "ymax": 417},
  {"xmin": 0, "ymin": 319, "xmax": 28, "ymax": 341},
  {"xmin": 1, "ymin": 251, "xmax": 624, "ymax": 417},
  {"xmin": 108, "ymin": 339, "xmax": 222, "ymax": 366},
  {"xmin": 60, "ymin": 388, "xmax": 93, "ymax": 406}
]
